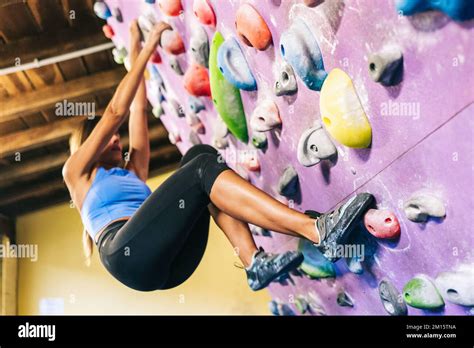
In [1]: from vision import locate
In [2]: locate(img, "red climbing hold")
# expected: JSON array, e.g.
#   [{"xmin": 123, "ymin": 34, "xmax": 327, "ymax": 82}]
[
  {"xmin": 102, "ymin": 24, "xmax": 114, "ymax": 39},
  {"xmin": 364, "ymin": 209, "xmax": 401, "ymax": 239},
  {"xmin": 193, "ymin": 0, "xmax": 216, "ymax": 27},
  {"xmin": 150, "ymin": 51, "xmax": 162, "ymax": 64},
  {"xmin": 158, "ymin": 0, "xmax": 183, "ymax": 17},
  {"xmin": 160, "ymin": 29, "xmax": 185, "ymax": 55},
  {"xmin": 235, "ymin": 4, "xmax": 272, "ymax": 51},
  {"xmin": 184, "ymin": 64, "xmax": 211, "ymax": 97}
]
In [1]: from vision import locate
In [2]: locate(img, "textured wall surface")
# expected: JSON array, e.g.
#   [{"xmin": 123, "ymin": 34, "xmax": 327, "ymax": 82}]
[{"xmin": 102, "ymin": 0, "xmax": 473, "ymax": 315}]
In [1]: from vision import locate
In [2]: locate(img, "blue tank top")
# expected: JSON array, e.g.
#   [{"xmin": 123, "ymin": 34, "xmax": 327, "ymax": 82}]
[{"xmin": 80, "ymin": 167, "xmax": 152, "ymax": 240}]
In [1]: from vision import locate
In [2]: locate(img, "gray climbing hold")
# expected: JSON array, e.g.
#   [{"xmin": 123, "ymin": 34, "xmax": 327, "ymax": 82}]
[
  {"xmin": 368, "ymin": 45, "xmax": 403, "ymax": 86},
  {"xmin": 188, "ymin": 96, "xmax": 205, "ymax": 113},
  {"xmin": 249, "ymin": 224, "xmax": 271, "ymax": 237},
  {"xmin": 269, "ymin": 300, "xmax": 280, "ymax": 315},
  {"xmin": 280, "ymin": 304, "xmax": 296, "ymax": 316},
  {"xmin": 152, "ymin": 104, "xmax": 164, "ymax": 118},
  {"xmin": 138, "ymin": 13, "xmax": 156, "ymax": 41},
  {"xmin": 189, "ymin": 131, "xmax": 202, "ymax": 145},
  {"xmin": 345, "ymin": 255, "xmax": 364, "ymax": 274},
  {"xmin": 112, "ymin": 7, "xmax": 123, "ymax": 22},
  {"xmin": 379, "ymin": 278, "xmax": 408, "ymax": 316},
  {"xmin": 212, "ymin": 116, "xmax": 229, "ymax": 149},
  {"xmin": 250, "ymin": 100, "xmax": 281, "ymax": 132},
  {"xmin": 169, "ymin": 99, "xmax": 185, "ymax": 118},
  {"xmin": 435, "ymin": 266, "xmax": 474, "ymax": 306},
  {"xmin": 403, "ymin": 274, "xmax": 445, "ymax": 310},
  {"xmin": 277, "ymin": 166, "xmax": 299, "ymax": 197},
  {"xmin": 251, "ymin": 131, "xmax": 268, "ymax": 149},
  {"xmin": 169, "ymin": 56, "xmax": 184, "ymax": 75},
  {"xmin": 190, "ymin": 25, "xmax": 209, "ymax": 67},
  {"xmin": 297, "ymin": 123, "xmax": 337, "ymax": 166},
  {"xmin": 274, "ymin": 62, "xmax": 298, "ymax": 96},
  {"xmin": 404, "ymin": 191, "xmax": 446, "ymax": 222},
  {"xmin": 337, "ymin": 290, "xmax": 354, "ymax": 307}
]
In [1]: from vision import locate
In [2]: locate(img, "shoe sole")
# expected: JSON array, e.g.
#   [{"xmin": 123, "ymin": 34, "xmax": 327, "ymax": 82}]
[
  {"xmin": 252, "ymin": 253, "xmax": 304, "ymax": 291},
  {"xmin": 319, "ymin": 193, "xmax": 374, "ymax": 261}
]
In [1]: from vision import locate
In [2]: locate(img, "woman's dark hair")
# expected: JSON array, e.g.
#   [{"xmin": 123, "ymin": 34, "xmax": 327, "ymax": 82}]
[{"xmin": 69, "ymin": 117, "xmax": 101, "ymax": 155}]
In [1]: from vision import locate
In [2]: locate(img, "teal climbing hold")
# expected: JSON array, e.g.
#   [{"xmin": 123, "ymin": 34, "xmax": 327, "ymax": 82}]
[
  {"xmin": 396, "ymin": 0, "xmax": 474, "ymax": 21},
  {"xmin": 379, "ymin": 278, "xmax": 408, "ymax": 316},
  {"xmin": 403, "ymin": 275, "xmax": 445, "ymax": 310},
  {"xmin": 435, "ymin": 266, "xmax": 474, "ymax": 306},
  {"xmin": 209, "ymin": 32, "xmax": 248, "ymax": 143},
  {"xmin": 297, "ymin": 239, "xmax": 336, "ymax": 279}
]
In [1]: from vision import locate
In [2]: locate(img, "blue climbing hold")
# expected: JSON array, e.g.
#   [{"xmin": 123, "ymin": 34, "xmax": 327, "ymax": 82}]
[
  {"xmin": 297, "ymin": 239, "xmax": 336, "ymax": 279},
  {"xmin": 396, "ymin": 0, "xmax": 474, "ymax": 21},
  {"xmin": 280, "ymin": 304, "xmax": 296, "ymax": 316},
  {"xmin": 269, "ymin": 300, "xmax": 280, "ymax": 316},
  {"xmin": 280, "ymin": 19, "xmax": 327, "ymax": 91},
  {"xmin": 217, "ymin": 37, "xmax": 257, "ymax": 91},
  {"xmin": 188, "ymin": 96, "xmax": 206, "ymax": 113},
  {"xmin": 93, "ymin": 2, "xmax": 112, "ymax": 20}
]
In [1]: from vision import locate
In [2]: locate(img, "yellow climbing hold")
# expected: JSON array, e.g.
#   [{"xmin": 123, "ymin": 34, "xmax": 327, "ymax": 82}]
[
  {"xmin": 320, "ymin": 68, "xmax": 372, "ymax": 148},
  {"xmin": 144, "ymin": 68, "xmax": 150, "ymax": 80}
]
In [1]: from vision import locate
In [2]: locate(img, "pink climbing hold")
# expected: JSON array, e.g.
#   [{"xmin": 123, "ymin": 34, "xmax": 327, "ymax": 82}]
[
  {"xmin": 193, "ymin": 0, "xmax": 216, "ymax": 27},
  {"xmin": 150, "ymin": 51, "xmax": 162, "ymax": 64},
  {"xmin": 160, "ymin": 29, "xmax": 185, "ymax": 55},
  {"xmin": 158, "ymin": 0, "xmax": 183, "ymax": 17},
  {"xmin": 364, "ymin": 209, "xmax": 401, "ymax": 239},
  {"xmin": 250, "ymin": 100, "xmax": 281, "ymax": 132},
  {"xmin": 242, "ymin": 152, "xmax": 260, "ymax": 172},
  {"xmin": 102, "ymin": 24, "xmax": 114, "ymax": 39},
  {"xmin": 184, "ymin": 64, "xmax": 211, "ymax": 97}
]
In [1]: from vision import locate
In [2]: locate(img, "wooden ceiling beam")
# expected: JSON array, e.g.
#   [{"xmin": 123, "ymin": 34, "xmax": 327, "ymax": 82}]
[{"xmin": 0, "ymin": 68, "xmax": 124, "ymax": 123}]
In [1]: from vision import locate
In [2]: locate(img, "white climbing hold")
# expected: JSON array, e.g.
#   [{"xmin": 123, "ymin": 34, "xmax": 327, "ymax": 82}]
[{"xmin": 404, "ymin": 191, "xmax": 446, "ymax": 222}]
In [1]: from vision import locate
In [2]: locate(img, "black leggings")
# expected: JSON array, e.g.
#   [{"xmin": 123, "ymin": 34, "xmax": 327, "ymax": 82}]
[{"xmin": 97, "ymin": 144, "xmax": 230, "ymax": 291}]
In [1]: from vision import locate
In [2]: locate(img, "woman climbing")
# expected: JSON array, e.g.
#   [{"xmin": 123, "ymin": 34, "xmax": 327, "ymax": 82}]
[{"xmin": 63, "ymin": 20, "xmax": 374, "ymax": 292}]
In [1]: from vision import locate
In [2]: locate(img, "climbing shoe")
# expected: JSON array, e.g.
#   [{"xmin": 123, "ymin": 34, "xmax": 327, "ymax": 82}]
[
  {"xmin": 305, "ymin": 192, "xmax": 374, "ymax": 262},
  {"xmin": 246, "ymin": 247, "xmax": 304, "ymax": 291}
]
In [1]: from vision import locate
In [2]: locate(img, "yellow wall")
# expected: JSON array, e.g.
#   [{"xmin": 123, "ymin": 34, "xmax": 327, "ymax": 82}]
[{"xmin": 16, "ymin": 170, "xmax": 271, "ymax": 315}]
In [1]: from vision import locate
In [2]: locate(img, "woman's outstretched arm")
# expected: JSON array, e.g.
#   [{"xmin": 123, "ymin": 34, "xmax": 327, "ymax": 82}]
[{"xmin": 126, "ymin": 19, "xmax": 150, "ymax": 181}]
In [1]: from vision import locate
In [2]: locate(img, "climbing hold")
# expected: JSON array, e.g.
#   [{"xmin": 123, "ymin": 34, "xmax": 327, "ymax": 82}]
[
  {"xmin": 93, "ymin": 1, "xmax": 111, "ymax": 20},
  {"xmin": 320, "ymin": 68, "xmax": 372, "ymax": 148},
  {"xmin": 345, "ymin": 255, "xmax": 363, "ymax": 274},
  {"xmin": 150, "ymin": 64, "xmax": 164, "ymax": 84},
  {"xmin": 364, "ymin": 209, "xmax": 401, "ymax": 239},
  {"xmin": 188, "ymin": 96, "xmax": 205, "ymax": 113},
  {"xmin": 209, "ymin": 32, "xmax": 248, "ymax": 143},
  {"xmin": 168, "ymin": 131, "xmax": 181, "ymax": 144},
  {"xmin": 217, "ymin": 37, "xmax": 257, "ymax": 91},
  {"xmin": 150, "ymin": 51, "xmax": 162, "ymax": 64},
  {"xmin": 145, "ymin": 0, "xmax": 156, "ymax": 3},
  {"xmin": 403, "ymin": 191, "xmax": 446, "ymax": 222},
  {"xmin": 396, "ymin": 0, "xmax": 474, "ymax": 21},
  {"xmin": 280, "ymin": 19, "xmax": 327, "ymax": 91},
  {"xmin": 435, "ymin": 266, "xmax": 474, "ymax": 306},
  {"xmin": 297, "ymin": 239, "xmax": 336, "ymax": 279},
  {"xmin": 269, "ymin": 300, "xmax": 280, "ymax": 316},
  {"xmin": 158, "ymin": 0, "xmax": 183, "ymax": 16},
  {"xmin": 102, "ymin": 24, "xmax": 114, "ymax": 39},
  {"xmin": 242, "ymin": 152, "xmax": 260, "ymax": 172},
  {"xmin": 294, "ymin": 296, "xmax": 309, "ymax": 314},
  {"xmin": 138, "ymin": 13, "xmax": 156, "ymax": 42},
  {"xmin": 379, "ymin": 278, "xmax": 408, "ymax": 316},
  {"xmin": 297, "ymin": 123, "xmax": 337, "ymax": 167},
  {"xmin": 274, "ymin": 63, "xmax": 298, "ymax": 96},
  {"xmin": 251, "ymin": 131, "xmax": 267, "ymax": 149},
  {"xmin": 250, "ymin": 100, "xmax": 281, "ymax": 132},
  {"xmin": 235, "ymin": 3, "xmax": 272, "ymax": 51},
  {"xmin": 211, "ymin": 116, "xmax": 229, "ymax": 149},
  {"xmin": 193, "ymin": 0, "xmax": 216, "ymax": 27},
  {"xmin": 337, "ymin": 290, "xmax": 354, "ymax": 307},
  {"xmin": 189, "ymin": 131, "xmax": 202, "ymax": 145},
  {"xmin": 112, "ymin": 47, "xmax": 127, "ymax": 65},
  {"xmin": 185, "ymin": 113, "xmax": 205, "ymax": 134},
  {"xmin": 184, "ymin": 64, "xmax": 211, "ymax": 97},
  {"xmin": 403, "ymin": 275, "xmax": 445, "ymax": 310},
  {"xmin": 169, "ymin": 99, "xmax": 185, "ymax": 117},
  {"xmin": 189, "ymin": 26, "xmax": 209, "ymax": 68},
  {"xmin": 368, "ymin": 46, "xmax": 403, "ymax": 86},
  {"xmin": 160, "ymin": 29, "xmax": 185, "ymax": 55},
  {"xmin": 152, "ymin": 104, "xmax": 164, "ymax": 118},
  {"xmin": 111, "ymin": 7, "xmax": 123, "ymax": 22},
  {"xmin": 169, "ymin": 57, "xmax": 183, "ymax": 75},
  {"xmin": 249, "ymin": 224, "xmax": 271, "ymax": 237},
  {"xmin": 304, "ymin": 0, "xmax": 323, "ymax": 7},
  {"xmin": 277, "ymin": 166, "xmax": 299, "ymax": 197},
  {"xmin": 280, "ymin": 304, "xmax": 296, "ymax": 316}
]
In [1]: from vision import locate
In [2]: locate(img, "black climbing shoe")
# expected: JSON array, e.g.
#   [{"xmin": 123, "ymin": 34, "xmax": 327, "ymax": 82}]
[
  {"xmin": 305, "ymin": 192, "xmax": 374, "ymax": 262},
  {"xmin": 246, "ymin": 247, "xmax": 304, "ymax": 291}
]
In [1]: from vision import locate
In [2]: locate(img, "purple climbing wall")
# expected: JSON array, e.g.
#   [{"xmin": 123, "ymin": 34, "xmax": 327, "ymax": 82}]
[{"xmin": 102, "ymin": 0, "xmax": 473, "ymax": 315}]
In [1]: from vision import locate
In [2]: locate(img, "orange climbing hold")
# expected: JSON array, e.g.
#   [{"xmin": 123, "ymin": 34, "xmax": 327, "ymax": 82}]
[
  {"xmin": 160, "ymin": 29, "xmax": 185, "ymax": 55},
  {"xmin": 364, "ymin": 209, "xmax": 401, "ymax": 239},
  {"xmin": 102, "ymin": 24, "xmax": 114, "ymax": 39},
  {"xmin": 193, "ymin": 0, "xmax": 216, "ymax": 27},
  {"xmin": 235, "ymin": 4, "xmax": 272, "ymax": 51},
  {"xmin": 158, "ymin": 0, "xmax": 183, "ymax": 17},
  {"xmin": 150, "ymin": 51, "xmax": 162, "ymax": 64},
  {"xmin": 184, "ymin": 64, "xmax": 211, "ymax": 97}
]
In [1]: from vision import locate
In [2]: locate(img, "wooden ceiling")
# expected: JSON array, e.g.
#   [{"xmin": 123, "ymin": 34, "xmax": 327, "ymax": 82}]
[{"xmin": 0, "ymin": 0, "xmax": 181, "ymax": 217}]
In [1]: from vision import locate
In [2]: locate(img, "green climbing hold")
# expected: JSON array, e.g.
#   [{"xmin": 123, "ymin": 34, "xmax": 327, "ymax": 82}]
[
  {"xmin": 297, "ymin": 239, "xmax": 336, "ymax": 279},
  {"xmin": 403, "ymin": 275, "xmax": 445, "ymax": 310},
  {"xmin": 209, "ymin": 32, "xmax": 248, "ymax": 143}
]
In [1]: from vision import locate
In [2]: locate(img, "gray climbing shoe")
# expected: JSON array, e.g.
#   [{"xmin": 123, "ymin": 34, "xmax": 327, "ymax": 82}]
[
  {"xmin": 305, "ymin": 193, "xmax": 374, "ymax": 262},
  {"xmin": 246, "ymin": 247, "xmax": 304, "ymax": 291}
]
